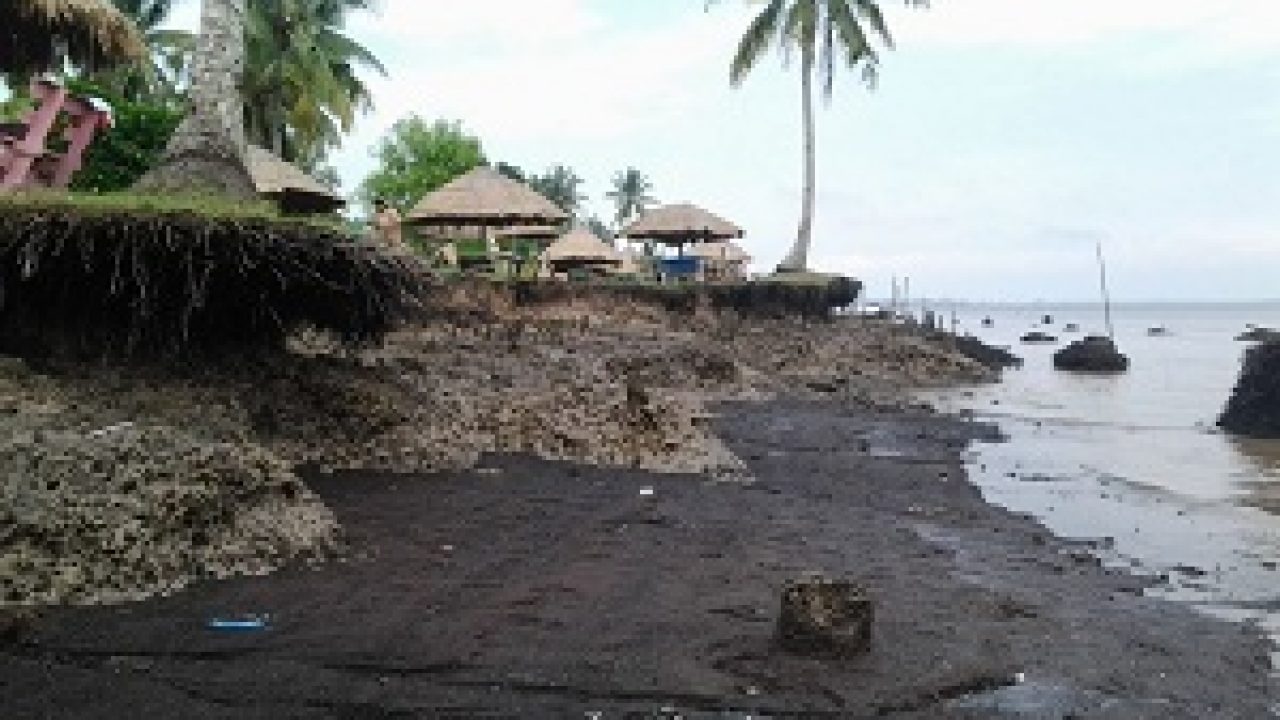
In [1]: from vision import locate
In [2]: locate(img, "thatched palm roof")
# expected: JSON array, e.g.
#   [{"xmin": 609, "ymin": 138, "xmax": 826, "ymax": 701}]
[
  {"xmin": 244, "ymin": 146, "xmax": 344, "ymax": 213},
  {"xmin": 621, "ymin": 203, "xmax": 743, "ymax": 243},
  {"xmin": 688, "ymin": 241, "xmax": 751, "ymax": 264},
  {"xmin": 407, "ymin": 165, "xmax": 568, "ymax": 227},
  {"xmin": 543, "ymin": 228, "xmax": 622, "ymax": 266},
  {"xmin": 5, "ymin": 0, "xmax": 146, "ymax": 75}
]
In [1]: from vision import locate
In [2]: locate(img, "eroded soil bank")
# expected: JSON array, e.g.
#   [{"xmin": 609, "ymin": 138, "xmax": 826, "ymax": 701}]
[{"xmin": 2, "ymin": 400, "xmax": 1273, "ymax": 718}]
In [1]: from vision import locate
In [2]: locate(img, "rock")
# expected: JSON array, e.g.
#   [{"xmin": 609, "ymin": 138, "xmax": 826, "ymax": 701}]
[
  {"xmin": 1218, "ymin": 341, "xmax": 1280, "ymax": 438},
  {"xmin": 777, "ymin": 574, "xmax": 873, "ymax": 657},
  {"xmin": 1053, "ymin": 336, "xmax": 1129, "ymax": 373},
  {"xmin": 1237, "ymin": 327, "xmax": 1280, "ymax": 342}
]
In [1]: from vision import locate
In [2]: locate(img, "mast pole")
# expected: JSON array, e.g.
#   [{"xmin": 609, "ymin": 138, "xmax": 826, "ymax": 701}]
[{"xmin": 1097, "ymin": 241, "xmax": 1115, "ymax": 339}]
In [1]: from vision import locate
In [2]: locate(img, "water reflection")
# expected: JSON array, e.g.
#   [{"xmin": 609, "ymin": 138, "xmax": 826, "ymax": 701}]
[{"xmin": 1229, "ymin": 437, "xmax": 1280, "ymax": 516}]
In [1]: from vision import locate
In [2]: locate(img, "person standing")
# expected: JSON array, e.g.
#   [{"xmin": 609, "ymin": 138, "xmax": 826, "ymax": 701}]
[{"xmin": 371, "ymin": 199, "xmax": 404, "ymax": 251}]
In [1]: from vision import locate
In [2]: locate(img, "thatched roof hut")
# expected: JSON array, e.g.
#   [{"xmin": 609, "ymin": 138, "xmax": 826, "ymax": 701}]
[
  {"xmin": 407, "ymin": 166, "xmax": 568, "ymax": 227},
  {"xmin": 543, "ymin": 228, "xmax": 622, "ymax": 267},
  {"xmin": 621, "ymin": 203, "xmax": 744, "ymax": 245},
  {"xmin": 5, "ymin": 0, "xmax": 146, "ymax": 75},
  {"xmin": 244, "ymin": 146, "xmax": 344, "ymax": 214}
]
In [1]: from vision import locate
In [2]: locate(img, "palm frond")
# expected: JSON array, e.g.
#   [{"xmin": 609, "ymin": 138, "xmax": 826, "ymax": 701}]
[{"xmin": 730, "ymin": 0, "xmax": 788, "ymax": 86}]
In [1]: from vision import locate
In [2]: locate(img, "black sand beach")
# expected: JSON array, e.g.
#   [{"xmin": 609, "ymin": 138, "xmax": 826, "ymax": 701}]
[{"xmin": 2, "ymin": 399, "xmax": 1274, "ymax": 718}]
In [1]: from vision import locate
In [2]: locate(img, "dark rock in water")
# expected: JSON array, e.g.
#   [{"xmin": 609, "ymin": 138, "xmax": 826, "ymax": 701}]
[
  {"xmin": 1236, "ymin": 326, "xmax": 1280, "ymax": 343},
  {"xmin": 949, "ymin": 334, "xmax": 1023, "ymax": 369},
  {"xmin": 1020, "ymin": 331, "xmax": 1058, "ymax": 344},
  {"xmin": 981, "ymin": 316, "xmax": 995, "ymax": 328},
  {"xmin": 1054, "ymin": 336, "xmax": 1129, "ymax": 373},
  {"xmin": 1219, "ymin": 341, "xmax": 1280, "ymax": 438},
  {"xmin": 1147, "ymin": 327, "xmax": 1171, "ymax": 337},
  {"xmin": 777, "ymin": 574, "xmax": 873, "ymax": 657},
  {"xmin": 1042, "ymin": 315, "xmax": 1054, "ymax": 325},
  {"xmin": 1063, "ymin": 323, "xmax": 1080, "ymax": 333}
]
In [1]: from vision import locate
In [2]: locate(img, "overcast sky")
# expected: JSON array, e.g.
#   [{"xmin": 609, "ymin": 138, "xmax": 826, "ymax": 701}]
[{"xmin": 165, "ymin": 1, "xmax": 1279, "ymax": 301}]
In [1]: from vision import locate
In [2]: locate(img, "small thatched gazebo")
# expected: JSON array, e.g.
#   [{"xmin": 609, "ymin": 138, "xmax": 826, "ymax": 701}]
[
  {"xmin": 542, "ymin": 227, "xmax": 622, "ymax": 278},
  {"xmin": 408, "ymin": 166, "xmax": 568, "ymax": 228},
  {"xmin": 408, "ymin": 165, "xmax": 568, "ymax": 271},
  {"xmin": 4, "ymin": 0, "xmax": 146, "ymax": 75},
  {"xmin": 621, "ymin": 203, "xmax": 744, "ymax": 249},
  {"xmin": 244, "ymin": 146, "xmax": 344, "ymax": 215}
]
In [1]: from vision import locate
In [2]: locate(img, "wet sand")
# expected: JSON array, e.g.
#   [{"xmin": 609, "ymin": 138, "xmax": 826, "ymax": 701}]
[{"xmin": 1, "ymin": 400, "xmax": 1274, "ymax": 718}]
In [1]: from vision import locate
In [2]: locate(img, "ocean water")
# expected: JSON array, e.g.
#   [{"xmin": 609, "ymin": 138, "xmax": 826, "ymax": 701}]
[{"xmin": 923, "ymin": 302, "xmax": 1280, "ymax": 666}]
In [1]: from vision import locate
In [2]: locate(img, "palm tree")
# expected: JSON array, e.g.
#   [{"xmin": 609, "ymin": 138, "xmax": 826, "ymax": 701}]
[
  {"xmin": 529, "ymin": 164, "xmax": 586, "ymax": 216},
  {"xmin": 605, "ymin": 167, "xmax": 657, "ymax": 228},
  {"xmin": 134, "ymin": 0, "xmax": 255, "ymax": 196},
  {"xmin": 242, "ymin": 0, "xmax": 385, "ymax": 167},
  {"xmin": 715, "ymin": 0, "xmax": 921, "ymax": 272},
  {"xmin": 105, "ymin": 0, "xmax": 194, "ymax": 105}
]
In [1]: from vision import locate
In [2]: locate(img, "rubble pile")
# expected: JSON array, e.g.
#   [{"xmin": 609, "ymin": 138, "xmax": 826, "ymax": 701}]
[
  {"xmin": 0, "ymin": 423, "xmax": 337, "ymax": 606},
  {"xmin": 0, "ymin": 304, "xmax": 1001, "ymax": 607}
]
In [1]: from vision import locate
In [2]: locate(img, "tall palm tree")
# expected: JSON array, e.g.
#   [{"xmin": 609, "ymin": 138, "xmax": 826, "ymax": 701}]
[
  {"xmin": 605, "ymin": 167, "xmax": 657, "ymax": 228},
  {"xmin": 716, "ymin": 0, "xmax": 921, "ymax": 272},
  {"xmin": 242, "ymin": 0, "xmax": 385, "ymax": 168},
  {"xmin": 134, "ymin": 0, "xmax": 256, "ymax": 196},
  {"xmin": 106, "ymin": 0, "xmax": 194, "ymax": 105}
]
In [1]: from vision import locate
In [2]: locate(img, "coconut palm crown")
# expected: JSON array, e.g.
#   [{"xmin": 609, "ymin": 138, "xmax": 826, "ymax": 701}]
[{"xmin": 716, "ymin": 0, "xmax": 924, "ymax": 272}]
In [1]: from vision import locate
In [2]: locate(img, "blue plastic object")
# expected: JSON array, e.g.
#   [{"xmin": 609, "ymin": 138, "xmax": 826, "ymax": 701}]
[{"xmin": 207, "ymin": 617, "xmax": 269, "ymax": 631}]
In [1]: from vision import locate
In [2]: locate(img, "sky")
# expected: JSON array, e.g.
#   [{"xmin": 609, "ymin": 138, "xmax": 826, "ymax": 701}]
[{"xmin": 164, "ymin": 0, "xmax": 1280, "ymax": 301}]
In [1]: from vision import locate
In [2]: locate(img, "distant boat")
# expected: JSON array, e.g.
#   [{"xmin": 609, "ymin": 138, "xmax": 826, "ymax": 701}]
[
  {"xmin": 1021, "ymin": 330, "xmax": 1058, "ymax": 344},
  {"xmin": 1042, "ymin": 314, "xmax": 1054, "ymax": 325},
  {"xmin": 1064, "ymin": 323, "xmax": 1081, "ymax": 333},
  {"xmin": 981, "ymin": 316, "xmax": 994, "ymax": 328},
  {"xmin": 1147, "ymin": 326, "xmax": 1171, "ymax": 337}
]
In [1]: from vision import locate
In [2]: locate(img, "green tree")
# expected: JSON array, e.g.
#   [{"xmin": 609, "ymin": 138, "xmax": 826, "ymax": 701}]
[
  {"xmin": 493, "ymin": 161, "xmax": 526, "ymax": 183},
  {"xmin": 104, "ymin": 0, "xmax": 194, "ymax": 107},
  {"xmin": 605, "ymin": 167, "xmax": 657, "ymax": 227},
  {"xmin": 713, "ymin": 0, "xmax": 923, "ymax": 272},
  {"xmin": 65, "ymin": 79, "xmax": 183, "ymax": 192},
  {"xmin": 528, "ymin": 164, "xmax": 585, "ymax": 216},
  {"xmin": 358, "ymin": 116, "xmax": 486, "ymax": 212},
  {"xmin": 242, "ymin": 0, "xmax": 386, "ymax": 168}
]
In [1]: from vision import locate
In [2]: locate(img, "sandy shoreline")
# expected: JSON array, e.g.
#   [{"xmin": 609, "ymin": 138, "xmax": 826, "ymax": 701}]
[{"xmin": 2, "ymin": 397, "xmax": 1274, "ymax": 718}]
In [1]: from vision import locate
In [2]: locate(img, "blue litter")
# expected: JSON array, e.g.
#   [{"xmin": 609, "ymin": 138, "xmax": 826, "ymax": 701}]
[{"xmin": 207, "ymin": 617, "xmax": 269, "ymax": 631}]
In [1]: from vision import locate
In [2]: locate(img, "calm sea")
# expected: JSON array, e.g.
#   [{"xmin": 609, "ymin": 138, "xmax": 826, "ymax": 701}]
[{"xmin": 923, "ymin": 302, "xmax": 1280, "ymax": 666}]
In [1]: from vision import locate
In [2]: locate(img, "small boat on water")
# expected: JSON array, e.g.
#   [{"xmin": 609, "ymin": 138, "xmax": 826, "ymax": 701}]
[
  {"xmin": 1020, "ymin": 330, "xmax": 1058, "ymax": 344},
  {"xmin": 1147, "ymin": 326, "xmax": 1171, "ymax": 337},
  {"xmin": 1064, "ymin": 323, "xmax": 1080, "ymax": 333},
  {"xmin": 1041, "ymin": 314, "xmax": 1054, "ymax": 325},
  {"xmin": 981, "ymin": 316, "xmax": 994, "ymax": 328}
]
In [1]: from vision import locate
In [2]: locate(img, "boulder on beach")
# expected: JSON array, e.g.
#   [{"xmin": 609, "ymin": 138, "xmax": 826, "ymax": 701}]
[
  {"xmin": 777, "ymin": 574, "xmax": 874, "ymax": 657},
  {"xmin": 1218, "ymin": 341, "xmax": 1280, "ymax": 438},
  {"xmin": 1053, "ymin": 335, "xmax": 1129, "ymax": 373}
]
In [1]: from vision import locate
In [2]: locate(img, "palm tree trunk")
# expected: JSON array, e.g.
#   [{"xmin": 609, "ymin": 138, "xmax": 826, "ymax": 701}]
[
  {"xmin": 135, "ymin": 0, "xmax": 256, "ymax": 198},
  {"xmin": 777, "ymin": 48, "xmax": 817, "ymax": 273}
]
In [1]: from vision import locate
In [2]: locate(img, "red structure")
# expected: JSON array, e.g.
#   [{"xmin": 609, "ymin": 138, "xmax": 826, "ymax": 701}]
[{"xmin": 0, "ymin": 77, "xmax": 114, "ymax": 191}]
